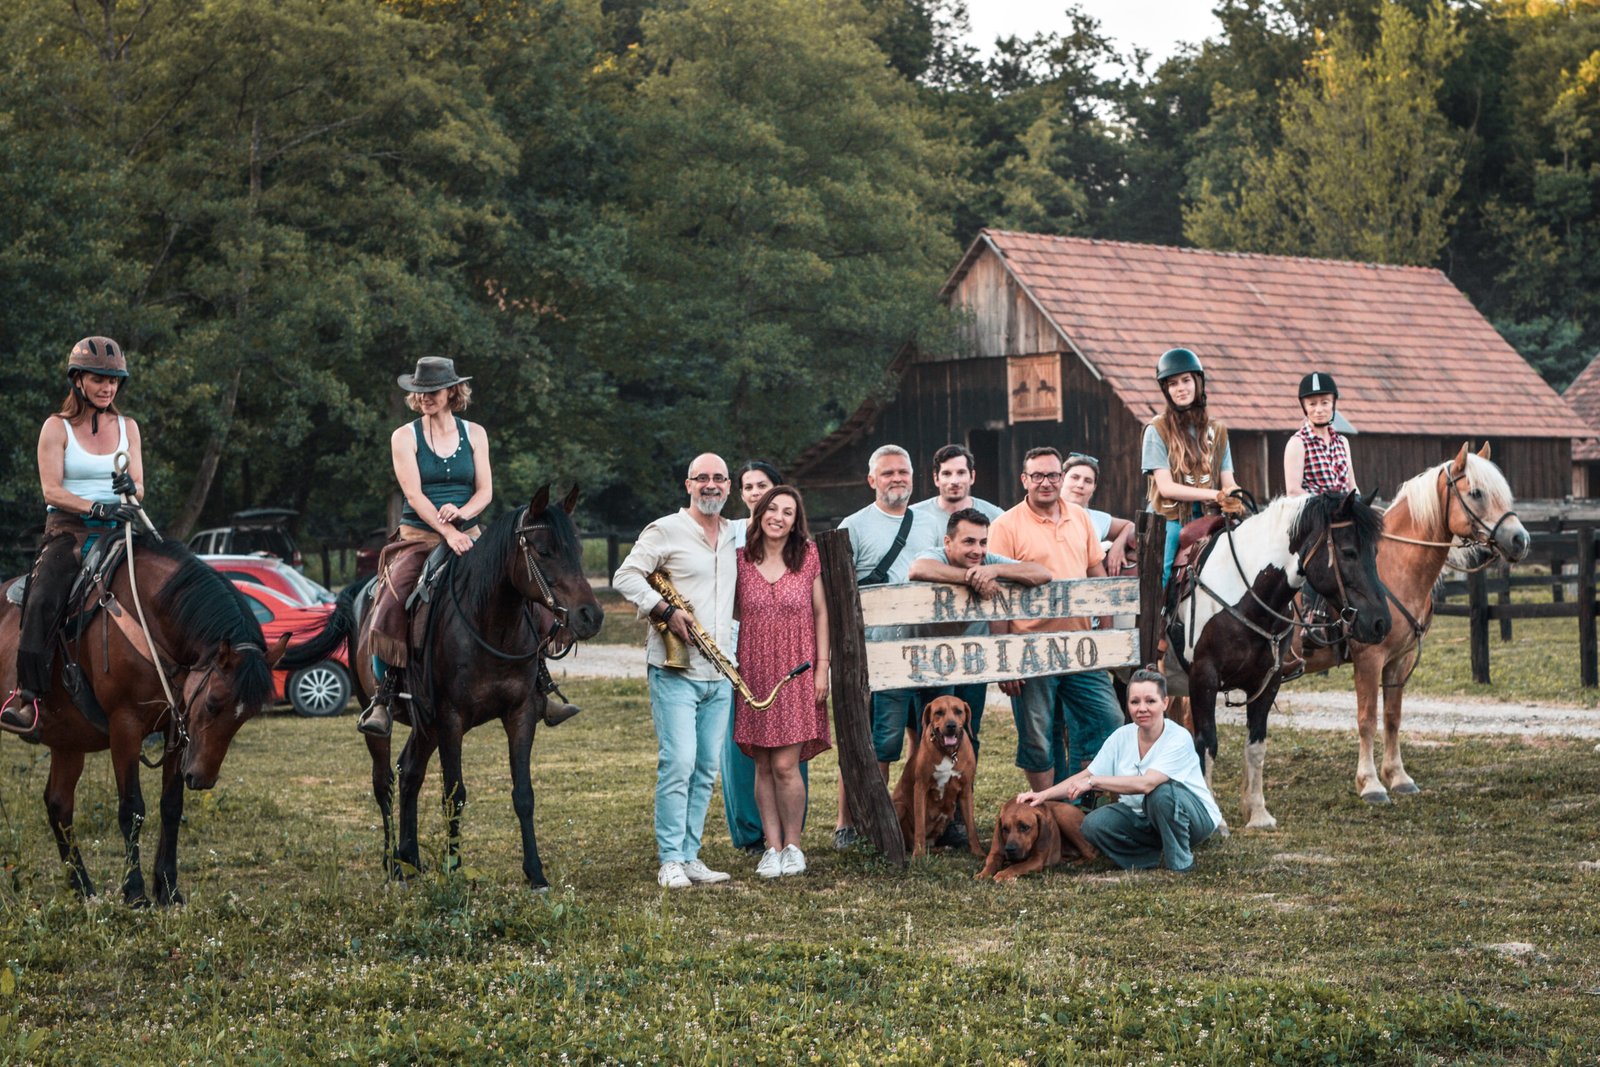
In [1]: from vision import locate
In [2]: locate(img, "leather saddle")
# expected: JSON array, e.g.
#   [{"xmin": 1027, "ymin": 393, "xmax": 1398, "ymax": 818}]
[{"xmin": 1161, "ymin": 514, "xmax": 1232, "ymax": 673}]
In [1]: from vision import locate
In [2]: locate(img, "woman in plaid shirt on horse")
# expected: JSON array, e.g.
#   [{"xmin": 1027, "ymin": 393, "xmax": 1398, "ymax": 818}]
[{"xmin": 1283, "ymin": 372, "xmax": 1358, "ymax": 497}]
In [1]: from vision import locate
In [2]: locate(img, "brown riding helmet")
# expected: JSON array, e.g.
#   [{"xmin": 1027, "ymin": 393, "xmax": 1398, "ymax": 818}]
[{"xmin": 67, "ymin": 336, "xmax": 128, "ymax": 379}]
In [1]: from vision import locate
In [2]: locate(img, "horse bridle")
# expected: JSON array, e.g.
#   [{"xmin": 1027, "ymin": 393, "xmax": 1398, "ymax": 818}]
[
  {"xmin": 1381, "ymin": 468, "xmax": 1521, "ymax": 570},
  {"xmin": 139, "ymin": 641, "xmax": 265, "ymax": 769},
  {"xmin": 443, "ymin": 507, "xmax": 571, "ymax": 663}
]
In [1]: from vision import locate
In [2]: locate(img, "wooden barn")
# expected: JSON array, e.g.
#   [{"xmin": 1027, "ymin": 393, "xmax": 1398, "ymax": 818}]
[
  {"xmin": 1564, "ymin": 354, "xmax": 1600, "ymax": 498},
  {"xmin": 791, "ymin": 230, "xmax": 1587, "ymax": 521}
]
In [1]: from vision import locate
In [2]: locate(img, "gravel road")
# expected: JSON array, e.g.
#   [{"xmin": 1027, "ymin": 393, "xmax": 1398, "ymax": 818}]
[{"xmin": 552, "ymin": 645, "xmax": 1600, "ymax": 739}]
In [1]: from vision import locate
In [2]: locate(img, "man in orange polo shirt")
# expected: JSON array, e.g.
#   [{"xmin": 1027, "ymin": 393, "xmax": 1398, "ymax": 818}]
[{"xmin": 988, "ymin": 446, "xmax": 1124, "ymax": 793}]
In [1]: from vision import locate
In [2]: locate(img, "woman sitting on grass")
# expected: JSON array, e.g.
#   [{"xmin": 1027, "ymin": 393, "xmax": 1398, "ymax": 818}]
[{"xmin": 1016, "ymin": 668, "xmax": 1222, "ymax": 873}]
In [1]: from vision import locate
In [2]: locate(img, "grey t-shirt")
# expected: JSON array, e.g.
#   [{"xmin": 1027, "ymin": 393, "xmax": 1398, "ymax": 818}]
[
  {"xmin": 911, "ymin": 495, "xmax": 1004, "ymax": 531},
  {"xmin": 1140, "ymin": 423, "xmax": 1233, "ymax": 475},
  {"xmin": 838, "ymin": 503, "xmax": 941, "ymax": 585}
]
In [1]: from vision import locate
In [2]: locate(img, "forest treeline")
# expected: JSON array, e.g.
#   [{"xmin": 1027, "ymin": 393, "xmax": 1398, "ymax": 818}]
[{"xmin": 2, "ymin": 0, "xmax": 1596, "ymax": 534}]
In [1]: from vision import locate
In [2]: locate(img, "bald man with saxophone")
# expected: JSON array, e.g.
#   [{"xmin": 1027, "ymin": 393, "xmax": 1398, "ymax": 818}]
[{"xmin": 613, "ymin": 453, "xmax": 740, "ymax": 890}]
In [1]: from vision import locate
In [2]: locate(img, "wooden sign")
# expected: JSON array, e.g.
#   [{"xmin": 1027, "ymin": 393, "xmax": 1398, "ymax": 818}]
[
  {"xmin": 1007, "ymin": 353, "xmax": 1062, "ymax": 423},
  {"xmin": 859, "ymin": 577, "xmax": 1138, "ymax": 630},
  {"xmin": 866, "ymin": 629, "xmax": 1137, "ymax": 692}
]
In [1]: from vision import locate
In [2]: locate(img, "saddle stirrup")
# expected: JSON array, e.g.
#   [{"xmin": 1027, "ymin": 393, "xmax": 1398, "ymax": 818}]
[
  {"xmin": 357, "ymin": 673, "xmax": 399, "ymax": 738},
  {"xmin": 0, "ymin": 689, "xmax": 42, "ymax": 734}
]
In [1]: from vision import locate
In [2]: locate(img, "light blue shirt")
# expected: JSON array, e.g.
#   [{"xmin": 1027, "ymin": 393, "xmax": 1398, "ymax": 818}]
[
  {"xmin": 910, "ymin": 546, "xmax": 1019, "ymax": 640},
  {"xmin": 1140, "ymin": 423, "xmax": 1233, "ymax": 475},
  {"xmin": 838, "ymin": 503, "xmax": 941, "ymax": 585},
  {"xmin": 911, "ymin": 495, "xmax": 1004, "ymax": 534}
]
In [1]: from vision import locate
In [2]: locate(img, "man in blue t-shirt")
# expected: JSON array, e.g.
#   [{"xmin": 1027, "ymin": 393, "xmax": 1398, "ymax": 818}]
[
  {"xmin": 832, "ymin": 444, "xmax": 941, "ymax": 848},
  {"xmin": 911, "ymin": 443, "xmax": 1005, "ymax": 527}
]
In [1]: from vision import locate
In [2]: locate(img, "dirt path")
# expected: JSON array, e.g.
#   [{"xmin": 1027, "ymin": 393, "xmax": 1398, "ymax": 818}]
[{"xmin": 554, "ymin": 645, "xmax": 1600, "ymax": 738}]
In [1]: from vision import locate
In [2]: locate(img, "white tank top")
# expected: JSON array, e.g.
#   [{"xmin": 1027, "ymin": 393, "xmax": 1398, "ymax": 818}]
[{"xmin": 58, "ymin": 415, "xmax": 127, "ymax": 508}]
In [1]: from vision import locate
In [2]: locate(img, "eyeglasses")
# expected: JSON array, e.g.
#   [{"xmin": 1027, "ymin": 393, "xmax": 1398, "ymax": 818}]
[
  {"xmin": 1023, "ymin": 471, "xmax": 1065, "ymax": 484},
  {"xmin": 689, "ymin": 474, "xmax": 730, "ymax": 485},
  {"xmin": 1066, "ymin": 452, "xmax": 1100, "ymax": 470}
]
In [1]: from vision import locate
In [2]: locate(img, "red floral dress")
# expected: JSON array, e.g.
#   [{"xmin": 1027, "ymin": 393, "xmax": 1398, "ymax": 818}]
[{"xmin": 733, "ymin": 542, "xmax": 830, "ymax": 760}]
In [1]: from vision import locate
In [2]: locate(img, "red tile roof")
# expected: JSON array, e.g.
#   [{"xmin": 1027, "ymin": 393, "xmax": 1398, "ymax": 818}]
[
  {"xmin": 1563, "ymin": 353, "xmax": 1600, "ymax": 460},
  {"xmin": 961, "ymin": 230, "xmax": 1588, "ymax": 437}
]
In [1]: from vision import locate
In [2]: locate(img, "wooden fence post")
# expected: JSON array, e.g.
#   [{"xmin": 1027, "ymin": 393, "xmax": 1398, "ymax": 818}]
[
  {"xmin": 1468, "ymin": 566, "xmax": 1490, "ymax": 684},
  {"xmin": 815, "ymin": 529, "xmax": 905, "ymax": 867},
  {"xmin": 1580, "ymin": 525, "xmax": 1597, "ymax": 688},
  {"xmin": 1497, "ymin": 561, "xmax": 1513, "ymax": 643},
  {"xmin": 1136, "ymin": 512, "xmax": 1167, "ymax": 669},
  {"xmin": 606, "ymin": 534, "xmax": 620, "ymax": 588},
  {"xmin": 320, "ymin": 544, "xmax": 332, "ymax": 588}
]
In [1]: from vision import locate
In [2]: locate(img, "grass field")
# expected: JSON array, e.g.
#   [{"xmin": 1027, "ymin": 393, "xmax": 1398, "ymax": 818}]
[{"xmin": 3, "ymin": 677, "xmax": 1598, "ymax": 1064}]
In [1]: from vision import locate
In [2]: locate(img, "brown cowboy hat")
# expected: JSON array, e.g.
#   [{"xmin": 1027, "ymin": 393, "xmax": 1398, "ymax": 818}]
[{"xmin": 397, "ymin": 356, "xmax": 471, "ymax": 393}]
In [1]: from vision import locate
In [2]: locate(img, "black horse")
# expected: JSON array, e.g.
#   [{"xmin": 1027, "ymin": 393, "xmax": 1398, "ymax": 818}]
[
  {"xmin": 1165, "ymin": 491, "xmax": 1390, "ymax": 830},
  {"xmin": 352, "ymin": 486, "xmax": 604, "ymax": 889}
]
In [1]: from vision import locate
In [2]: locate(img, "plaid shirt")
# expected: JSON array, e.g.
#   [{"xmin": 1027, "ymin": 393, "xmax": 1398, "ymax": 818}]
[{"xmin": 1296, "ymin": 423, "xmax": 1351, "ymax": 494}]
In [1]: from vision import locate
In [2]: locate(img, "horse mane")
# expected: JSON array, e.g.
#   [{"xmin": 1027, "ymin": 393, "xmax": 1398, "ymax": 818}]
[
  {"xmin": 139, "ymin": 535, "xmax": 273, "ymax": 708},
  {"xmin": 1288, "ymin": 490, "xmax": 1384, "ymax": 556},
  {"xmin": 451, "ymin": 501, "xmax": 583, "ymax": 620},
  {"xmin": 1391, "ymin": 453, "xmax": 1513, "ymax": 537}
]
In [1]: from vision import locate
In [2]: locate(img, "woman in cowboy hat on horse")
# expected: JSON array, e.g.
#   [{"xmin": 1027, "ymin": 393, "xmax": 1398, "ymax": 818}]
[
  {"xmin": 357, "ymin": 357, "xmax": 494, "ymax": 737},
  {"xmin": 3, "ymin": 337, "xmax": 145, "ymax": 734}
]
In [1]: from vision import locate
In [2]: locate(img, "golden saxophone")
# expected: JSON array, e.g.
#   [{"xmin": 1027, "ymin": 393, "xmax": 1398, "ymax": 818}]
[{"xmin": 646, "ymin": 570, "xmax": 811, "ymax": 711}]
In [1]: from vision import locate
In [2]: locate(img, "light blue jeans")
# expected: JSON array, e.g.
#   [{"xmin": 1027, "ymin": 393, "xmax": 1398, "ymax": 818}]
[{"xmin": 649, "ymin": 667, "xmax": 732, "ymax": 865}]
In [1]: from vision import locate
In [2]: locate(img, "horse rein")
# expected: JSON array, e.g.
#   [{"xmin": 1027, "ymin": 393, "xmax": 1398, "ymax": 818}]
[{"xmin": 444, "ymin": 507, "xmax": 571, "ymax": 663}]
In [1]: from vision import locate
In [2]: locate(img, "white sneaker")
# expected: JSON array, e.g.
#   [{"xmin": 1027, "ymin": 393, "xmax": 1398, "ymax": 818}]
[
  {"xmin": 657, "ymin": 861, "xmax": 690, "ymax": 889},
  {"xmin": 681, "ymin": 859, "xmax": 731, "ymax": 884},
  {"xmin": 779, "ymin": 844, "xmax": 806, "ymax": 876},
  {"xmin": 755, "ymin": 848, "xmax": 783, "ymax": 879}
]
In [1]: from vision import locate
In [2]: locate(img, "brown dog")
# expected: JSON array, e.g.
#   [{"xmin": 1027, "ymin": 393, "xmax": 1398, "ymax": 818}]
[
  {"xmin": 974, "ymin": 798, "xmax": 1099, "ymax": 881},
  {"xmin": 891, "ymin": 696, "xmax": 985, "ymax": 858}
]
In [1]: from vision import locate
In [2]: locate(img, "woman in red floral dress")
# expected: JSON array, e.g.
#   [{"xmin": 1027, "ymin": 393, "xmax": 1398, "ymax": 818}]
[{"xmin": 735, "ymin": 485, "xmax": 830, "ymax": 878}]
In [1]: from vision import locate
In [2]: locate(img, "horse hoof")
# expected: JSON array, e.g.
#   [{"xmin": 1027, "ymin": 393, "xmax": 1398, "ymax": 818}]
[
  {"xmin": 530, "ymin": 883, "xmax": 551, "ymax": 895},
  {"xmin": 126, "ymin": 895, "xmax": 151, "ymax": 909},
  {"xmin": 1391, "ymin": 782, "xmax": 1420, "ymax": 796},
  {"xmin": 1245, "ymin": 816, "xmax": 1278, "ymax": 831},
  {"xmin": 1361, "ymin": 790, "xmax": 1392, "ymax": 806}
]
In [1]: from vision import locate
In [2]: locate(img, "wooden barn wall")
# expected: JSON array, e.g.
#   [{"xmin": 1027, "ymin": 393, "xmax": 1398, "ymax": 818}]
[
  {"xmin": 794, "ymin": 354, "xmax": 1151, "ymax": 522},
  {"xmin": 938, "ymin": 250, "xmax": 1064, "ymax": 361}
]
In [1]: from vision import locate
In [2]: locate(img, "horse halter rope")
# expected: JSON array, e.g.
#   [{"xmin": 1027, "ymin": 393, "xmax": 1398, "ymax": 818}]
[{"xmin": 1381, "ymin": 468, "xmax": 1521, "ymax": 571}]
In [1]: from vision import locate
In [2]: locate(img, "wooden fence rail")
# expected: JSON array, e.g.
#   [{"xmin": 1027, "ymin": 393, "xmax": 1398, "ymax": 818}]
[{"xmin": 1431, "ymin": 520, "xmax": 1598, "ymax": 687}]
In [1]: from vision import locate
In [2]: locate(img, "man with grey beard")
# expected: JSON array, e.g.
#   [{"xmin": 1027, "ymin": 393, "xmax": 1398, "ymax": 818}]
[
  {"xmin": 830, "ymin": 444, "xmax": 940, "ymax": 848},
  {"xmin": 614, "ymin": 453, "xmax": 738, "ymax": 888}
]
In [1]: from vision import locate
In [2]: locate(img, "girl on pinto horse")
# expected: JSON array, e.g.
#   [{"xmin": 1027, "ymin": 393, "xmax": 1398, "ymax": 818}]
[{"xmin": 1141, "ymin": 347, "xmax": 1246, "ymax": 588}]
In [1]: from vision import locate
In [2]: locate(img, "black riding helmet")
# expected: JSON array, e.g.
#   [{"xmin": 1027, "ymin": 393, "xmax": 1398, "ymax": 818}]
[
  {"xmin": 1298, "ymin": 371, "xmax": 1338, "ymax": 425},
  {"xmin": 1156, "ymin": 347, "xmax": 1205, "ymax": 410}
]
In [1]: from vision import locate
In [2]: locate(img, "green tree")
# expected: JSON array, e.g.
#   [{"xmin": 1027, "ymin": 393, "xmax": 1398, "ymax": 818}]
[
  {"xmin": 1185, "ymin": 0, "xmax": 1465, "ymax": 265},
  {"xmin": 601, "ymin": 0, "xmax": 958, "ymax": 516}
]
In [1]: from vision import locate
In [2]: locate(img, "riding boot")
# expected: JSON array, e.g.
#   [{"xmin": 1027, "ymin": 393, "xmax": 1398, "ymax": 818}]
[
  {"xmin": 538, "ymin": 663, "xmax": 581, "ymax": 727},
  {"xmin": 357, "ymin": 673, "xmax": 399, "ymax": 738},
  {"xmin": 0, "ymin": 689, "xmax": 41, "ymax": 734}
]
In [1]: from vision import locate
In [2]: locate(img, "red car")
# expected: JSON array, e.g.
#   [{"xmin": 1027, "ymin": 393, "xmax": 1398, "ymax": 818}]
[
  {"xmin": 231, "ymin": 581, "xmax": 352, "ymax": 717},
  {"xmin": 203, "ymin": 554, "xmax": 336, "ymax": 607}
]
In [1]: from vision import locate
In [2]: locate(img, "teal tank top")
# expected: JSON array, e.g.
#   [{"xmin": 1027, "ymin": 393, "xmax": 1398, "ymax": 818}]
[{"xmin": 400, "ymin": 416, "xmax": 476, "ymax": 529}]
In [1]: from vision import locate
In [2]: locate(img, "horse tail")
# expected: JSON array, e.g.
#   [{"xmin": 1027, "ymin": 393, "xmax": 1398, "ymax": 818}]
[{"xmin": 278, "ymin": 587, "xmax": 356, "ymax": 671}]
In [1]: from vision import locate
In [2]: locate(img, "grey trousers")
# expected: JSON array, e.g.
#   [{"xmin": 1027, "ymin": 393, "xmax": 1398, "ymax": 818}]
[{"xmin": 1081, "ymin": 781, "xmax": 1216, "ymax": 871}]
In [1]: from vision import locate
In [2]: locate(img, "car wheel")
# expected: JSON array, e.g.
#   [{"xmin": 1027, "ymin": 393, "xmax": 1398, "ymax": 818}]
[{"xmin": 287, "ymin": 661, "xmax": 351, "ymax": 717}]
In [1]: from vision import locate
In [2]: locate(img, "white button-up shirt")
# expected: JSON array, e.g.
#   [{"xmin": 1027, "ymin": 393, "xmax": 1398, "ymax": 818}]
[{"xmin": 613, "ymin": 508, "xmax": 737, "ymax": 681}]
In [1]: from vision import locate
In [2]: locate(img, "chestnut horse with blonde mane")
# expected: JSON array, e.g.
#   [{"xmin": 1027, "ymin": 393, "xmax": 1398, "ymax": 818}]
[{"xmin": 1302, "ymin": 443, "xmax": 1529, "ymax": 805}]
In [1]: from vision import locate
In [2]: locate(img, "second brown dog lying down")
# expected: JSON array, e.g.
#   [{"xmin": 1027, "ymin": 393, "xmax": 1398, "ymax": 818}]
[{"xmin": 975, "ymin": 798, "xmax": 1099, "ymax": 881}]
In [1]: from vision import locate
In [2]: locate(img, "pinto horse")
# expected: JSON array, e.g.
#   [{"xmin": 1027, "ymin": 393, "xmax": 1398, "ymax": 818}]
[
  {"xmin": 352, "ymin": 486, "xmax": 604, "ymax": 890},
  {"xmin": 1165, "ymin": 491, "xmax": 1391, "ymax": 830},
  {"xmin": 1303, "ymin": 443, "xmax": 1529, "ymax": 804},
  {"xmin": 0, "ymin": 535, "xmax": 349, "ymax": 905}
]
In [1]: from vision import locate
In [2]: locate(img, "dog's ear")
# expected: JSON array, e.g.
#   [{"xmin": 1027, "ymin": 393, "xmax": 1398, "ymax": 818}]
[
  {"xmin": 955, "ymin": 700, "xmax": 971, "ymax": 727},
  {"xmin": 983, "ymin": 810, "xmax": 1008, "ymax": 871},
  {"xmin": 1037, "ymin": 807, "xmax": 1063, "ymax": 867}
]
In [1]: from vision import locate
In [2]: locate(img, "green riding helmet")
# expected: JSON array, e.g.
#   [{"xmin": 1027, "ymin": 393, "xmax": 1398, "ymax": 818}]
[
  {"xmin": 67, "ymin": 336, "xmax": 129, "ymax": 379},
  {"xmin": 1298, "ymin": 371, "xmax": 1337, "ymax": 399},
  {"xmin": 1156, "ymin": 347, "xmax": 1204, "ymax": 381}
]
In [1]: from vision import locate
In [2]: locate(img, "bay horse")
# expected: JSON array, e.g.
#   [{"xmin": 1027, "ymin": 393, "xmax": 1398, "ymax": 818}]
[
  {"xmin": 0, "ymin": 535, "xmax": 349, "ymax": 905},
  {"xmin": 352, "ymin": 486, "xmax": 604, "ymax": 890},
  {"xmin": 1303, "ymin": 443, "xmax": 1528, "ymax": 804},
  {"xmin": 1165, "ymin": 491, "xmax": 1391, "ymax": 830}
]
